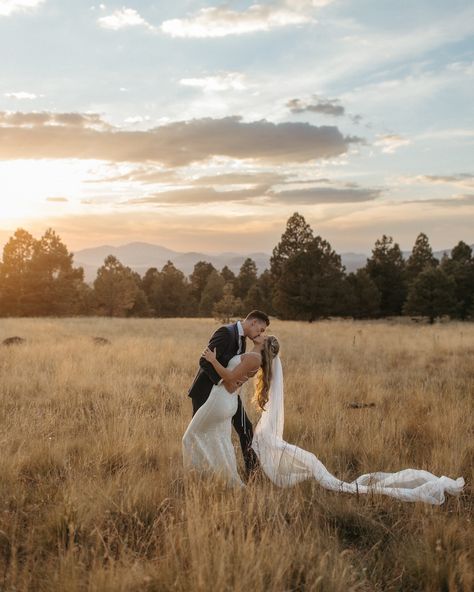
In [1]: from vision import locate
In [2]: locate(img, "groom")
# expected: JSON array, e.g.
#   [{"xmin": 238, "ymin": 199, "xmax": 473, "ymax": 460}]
[{"xmin": 188, "ymin": 310, "xmax": 270, "ymax": 478}]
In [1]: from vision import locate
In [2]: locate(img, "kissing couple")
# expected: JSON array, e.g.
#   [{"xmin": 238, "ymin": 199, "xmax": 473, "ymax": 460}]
[{"xmin": 183, "ymin": 311, "xmax": 464, "ymax": 504}]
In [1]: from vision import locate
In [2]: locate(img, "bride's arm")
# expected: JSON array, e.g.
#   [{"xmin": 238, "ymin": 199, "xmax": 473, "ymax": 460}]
[{"xmin": 203, "ymin": 348, "xmax": 259, "ymax": 383}]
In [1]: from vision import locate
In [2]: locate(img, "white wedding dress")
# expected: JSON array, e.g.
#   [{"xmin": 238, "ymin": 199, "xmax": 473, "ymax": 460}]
[
  {"xmin": 183, "ymin": 355, "xmax": 465, "ymax": 504},
  {"xmin": 182, "ymin": 354, "xmax": 245, "ymax": 487}
]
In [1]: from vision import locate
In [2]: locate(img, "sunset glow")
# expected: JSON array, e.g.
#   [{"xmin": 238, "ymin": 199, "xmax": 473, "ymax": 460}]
[{"xmin": 0, "ymin": 1, "xmax": 472, "ymax": 253}]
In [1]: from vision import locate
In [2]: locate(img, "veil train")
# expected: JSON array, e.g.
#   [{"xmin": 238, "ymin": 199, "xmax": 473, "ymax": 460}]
[{"xmin": 251, "ymin": 358, "xmax": 464, "ymax": 505}]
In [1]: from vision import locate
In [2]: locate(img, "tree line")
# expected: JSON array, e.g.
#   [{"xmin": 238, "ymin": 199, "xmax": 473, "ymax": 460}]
[{"xmin": 0, "ymin": 214, "xmax": 473, "ymax": 322}]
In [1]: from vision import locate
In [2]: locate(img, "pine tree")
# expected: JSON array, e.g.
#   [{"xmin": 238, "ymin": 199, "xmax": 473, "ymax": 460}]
[
  {"xmin": 404, "ymin": 267, "xmax": 456, "ymax": 323},
  {"xmin": 242, "ymin": 271, "xmax": 275, "ymax": 315},
  {"xmin": 441, "ymin": 241, "xmax": 474, "ymax": 319},
  {"xmin": 406, "ymin": 232, "xmax": 438, "ymax": 284},
  {"xmin": 213, "ymin": 283, "xmax": 242, "ymax": 322},
  {"xmin": 31, "ymin": 228, "xmax": 85, "ymax": 315},
  {"xmin": 93, "ymin": 255, "xmax": 141, "ymax": 317},
  {"xmin": 365, "ymin": 235, "xmax": 407, "ymax": 316},
  {"xmin": 0, "ymin": 228, "xmax": 87, "ymax": 317},
  {"xmin": 0, "ymin": 229, "xmax": 38, "ymax": 316},
  {"xmin": 190, "ymin": 261, "xmax": 216, "ymax": 312},
  {"xmin": 148, "ymin": 261, "xmax": 191, "ymax": 317},
  {"xmin": 235, "ymin": 257, "xmax": 258, "ymax": 301},
  {"xmin": 254, "ymin": 269, "xmax": 275, "ymax": 316},
  {"xmin": 220, "ymin": 265, "xmax": 236, "ymax": 286},
  {"xmin": 270, "ymin": 212, "xmax": 314, "ymax": 281},
  {"xmin": 275, "ymin": 236, "xmax": 345, "ymax": 321},
  {"xmin": 141, "ymin": 267, "xmax": 160, "ymax": 300},
  {"xmin": 345, "ymin": 269, "xmax": 381, "ymax": 319},
  {"xmin": 270, "ymin": 213, "xmax": 314, "ymax": 317},
  {"xmin": 199, "ymin": 270, "xmax": 225, "ymax": 317}
]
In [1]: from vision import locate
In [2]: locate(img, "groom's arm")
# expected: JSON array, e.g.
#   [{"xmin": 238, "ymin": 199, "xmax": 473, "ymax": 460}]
[{"xmin": 199, "ymin": 326, "xmax": 232, "ymax": 385}]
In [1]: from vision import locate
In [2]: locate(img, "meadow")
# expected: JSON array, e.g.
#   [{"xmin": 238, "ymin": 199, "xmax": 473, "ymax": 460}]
[{"xmin": 0, "ymin": 317, "xmax": 472, "ymax": 591}]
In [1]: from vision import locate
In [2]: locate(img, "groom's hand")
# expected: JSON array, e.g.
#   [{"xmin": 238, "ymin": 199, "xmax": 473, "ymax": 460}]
[
  {"xmin": 223, "ymin": 373, "xmax": 252, "ymax": 393},
  {"xmin": 223, "ymin": 379, "xmax": 240, "ymax": 393},
  {"xmin": 223, "ymin": 380, "xmax": 234, "ymax": 393}
]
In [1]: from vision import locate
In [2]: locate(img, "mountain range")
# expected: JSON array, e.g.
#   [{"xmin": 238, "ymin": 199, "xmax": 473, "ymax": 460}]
[{"xmin": 73, "ymin": 241, "xmax": 458, "ymax": 283}]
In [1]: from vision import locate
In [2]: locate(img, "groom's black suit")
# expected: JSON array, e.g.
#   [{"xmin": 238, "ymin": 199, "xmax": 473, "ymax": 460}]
[{"xmin": 188, "ymin": 322, "xmax": 259, "ymax": 477}]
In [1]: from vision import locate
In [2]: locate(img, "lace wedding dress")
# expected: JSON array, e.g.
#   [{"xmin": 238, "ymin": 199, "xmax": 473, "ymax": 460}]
[
  {"xmin": 182, "ymin": 354, "xmax": 246, "ymax": 487},
  {"xmin": 252, "ymin": 357, "xmax": 465, "ymax": 505}
]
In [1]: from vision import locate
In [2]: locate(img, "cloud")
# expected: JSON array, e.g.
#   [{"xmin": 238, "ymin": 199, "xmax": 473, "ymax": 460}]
[
  {"xmin": 0, "ymin": 0, "xmax": 44, "ymax": 17},
  {"xmin": 160, "ymin": 2, "xmax": 324, "ymax": 38},
  {"xmin": 287, "ymin": 96, "xmax": 345, "ymax": 116},
  {"xmin": 121, "ymin": 181, "xmax": 382, "ymax": 206},
  {"xmin": 89, "ymin": 166, "xmax": 336, "ymax": 188},
  {"xmin": 180, "ymin": 73, "xmax": 247, "ymax": 92},
  {"xmin": 192, "ymin": 172, "xmax": 287, "ymax": 186},
  {"xmin": 402, "ymin": 194, "xmax": 474, "ymax": 208},
  {"xmin": 97, "ymin": 7, "xmax": 153, "ymax": 31},
  {"xmin": 87, "ymin": 166, "xmax": 178, "ymax": 184},
  {"xmin": 4, "ymin": 91, "xmax": 40, "ymax": 100},
  {"xmin": 374, "ymin": 134, "xmax": 411, "ymax": 154},
  {"xmin": 0, "ymin": 111, "xmax": 362, "ymax": 166},
  {"xmin": 409, "ymin": 174, "xmax": 474, "ymax": 189},
  {"xmin": 123, "ymin": 185, "xmax": 269, "ymax": 205},
  {"xmin": 314, "ymin": 7, "xmax": 474, "ymax": 89},
  {"xmin": 415, "ymin": 129, "xmax": 474, "ymax": 141},
  {"xmin": 270, "ymin": 186, "xmax": 382, "ymax": 204},
  {"xmin": 0, "ymin": 111, "xmax": 111, "ymax": 129},
  {"xmin": 46, "ymin": 197, "xmax": 68, "ymax": 202},
  {"xmin": 123, "ymin": 115, "xmax": 151, "ymax": 125}
]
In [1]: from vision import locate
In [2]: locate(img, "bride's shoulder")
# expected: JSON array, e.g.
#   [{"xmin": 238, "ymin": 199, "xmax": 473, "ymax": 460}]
[{"xmin": 241, "ymin": 352, "xmax": 262, "ymax": 365}]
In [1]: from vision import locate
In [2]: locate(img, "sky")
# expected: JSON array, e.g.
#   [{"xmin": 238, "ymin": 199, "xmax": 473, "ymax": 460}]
[{"xmin": 0, "ymin": 0, "xmax": 473, "ymax": 255}]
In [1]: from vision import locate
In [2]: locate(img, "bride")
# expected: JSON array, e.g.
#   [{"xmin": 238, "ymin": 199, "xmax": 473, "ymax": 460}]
[
  {"xmin": 183, "ymin": 336, "xmax": 464, "ymax": 504},
  {"xmin": 182, "ymin": 333, "xmax": 266, "ymax": 487}
]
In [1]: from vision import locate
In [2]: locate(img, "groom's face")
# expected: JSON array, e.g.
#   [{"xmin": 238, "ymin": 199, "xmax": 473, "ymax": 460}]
[{"xmin": 247, "ymin": 319, "xmax": 267, "ymax": 340}]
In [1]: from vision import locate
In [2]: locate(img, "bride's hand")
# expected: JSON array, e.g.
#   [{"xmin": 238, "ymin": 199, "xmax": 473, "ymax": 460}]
[{"xmin": 202, "ymin": 347, "xmax": 217, "ymax": 362}]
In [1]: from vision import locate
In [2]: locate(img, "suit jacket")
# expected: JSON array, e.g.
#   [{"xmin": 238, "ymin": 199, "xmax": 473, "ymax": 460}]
[{"xmin": 188, "ymin": 322, "xmax": 246, "ymax": 401}]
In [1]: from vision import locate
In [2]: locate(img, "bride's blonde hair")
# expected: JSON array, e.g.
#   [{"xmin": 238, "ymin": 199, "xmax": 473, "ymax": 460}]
[{"xmin": 254, "ymin": 336, "xmax": 280, "ymax": 410}]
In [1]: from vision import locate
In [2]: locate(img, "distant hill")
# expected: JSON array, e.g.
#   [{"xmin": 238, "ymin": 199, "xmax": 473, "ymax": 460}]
[
  {"xmin": 73, "ymin": 241, "xmax": 471, "ymax": 283},
  {"xmin": 74, "ymin": 242, "xmax": 273, "ymax": 283}
]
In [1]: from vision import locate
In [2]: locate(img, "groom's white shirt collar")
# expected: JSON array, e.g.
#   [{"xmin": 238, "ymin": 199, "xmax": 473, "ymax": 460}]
[{"xmin": 237, "ymin": 320, "xmax": 244, "ymax": 338}]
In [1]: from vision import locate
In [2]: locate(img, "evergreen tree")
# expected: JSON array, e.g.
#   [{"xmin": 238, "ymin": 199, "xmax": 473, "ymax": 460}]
[
  {"xmin": 270, "ymin": 212, "xmax": 314, "ymax": 281},
  {"xmin": 213, "ymin": 283, "xmax": 242, "ymax": 322},
  {"xmin": 148, "ymin": 261, "xmax": 191, "ymax": 317},
  {"xmin": 31, "ymin": 228, "xmax": 85, "ymax": 315},
  {"xmin": 275, "ymin": 236, "xmax": 345, "ymax": 321},
  {"xmin": 93, "ymin": 255, "xmax": 141, "ymax": 317},
  {"xmin": 0, "ymin": 228, "xmax": 87, "ymax": 317},
  {"xmin": 141, "ymin": 267, "xmax": 160, "ymax": 300},
  {"xmin": 345, "ymin": 269, "xmax": 381, "ymax": 319},
  {"xmin": 404, "ymin": 267, "xmax": 457, "ymax": 323},
  {"xmin": 270, "ymin": 213, "xmax": 314, "ymax": 317},
  {"xmin": 0, "ymin": 229, "xmax": 38, "ymax": 316},
  {"xmin": 441, "ymin": 241, "xmax": 474, "ymax": 319},
  {"xmin": 75, "ymin": 282, "xmax": 95, "ymax": 316},
  {"xmin": 235, "ymin": 257, "xmax": 258, "ymax": 301},
  {"xmin": 220, "ymin": 265, "xmax": 236, "ymax": 286},
  {"xmin": 128, "ymin": 281, "xmax": 151, "ymax": 317},
  {"xmin": 243, "ymin": 269, "xmax": 274, "ymax": 315},
  {"xmin": 199, "ymin": 270, "xmax": 225, "ymax": 317},
  {"xmin": 255, "ymin": 269, "xmax": 275, "ymax": 316},
  {"xmin": 406, "ymin": 232, "xmax": 438, "ymax": 284},
  {"xmin": 190, "ymin": 261, "xmax": 216, "ymax": 311},
  {"xmin": 365, "ymin": 235, "xmax": 407, "ymax": 316}
]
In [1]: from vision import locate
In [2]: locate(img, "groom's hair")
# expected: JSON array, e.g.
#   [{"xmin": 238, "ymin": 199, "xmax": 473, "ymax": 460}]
[{"xmin": 245, "ymin": 310, "xmax": 270, "ymax": 326}]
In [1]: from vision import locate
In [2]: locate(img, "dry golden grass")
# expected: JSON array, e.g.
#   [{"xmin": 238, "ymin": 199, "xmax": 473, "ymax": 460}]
[{"xmin": 0, "ymin": 317, "xmax": 472, "ymax": 591}]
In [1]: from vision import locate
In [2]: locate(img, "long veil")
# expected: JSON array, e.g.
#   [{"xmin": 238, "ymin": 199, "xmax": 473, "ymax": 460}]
[{"xmin": 251, "ymin": 357, "xmax": 464, "ymax": 505}]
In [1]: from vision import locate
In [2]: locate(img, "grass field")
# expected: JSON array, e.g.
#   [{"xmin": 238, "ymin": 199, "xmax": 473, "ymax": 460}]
[{"xmin": 0, "ymin": 317, "xmax": 472, "ymax": 591}]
